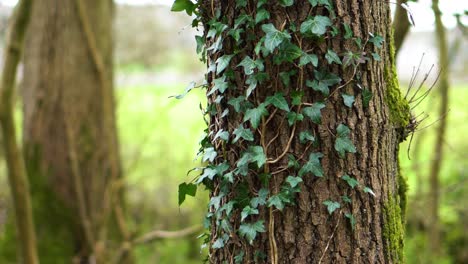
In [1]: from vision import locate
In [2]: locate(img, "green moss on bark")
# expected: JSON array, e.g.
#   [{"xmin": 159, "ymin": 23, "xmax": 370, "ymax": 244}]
[
  {"xmin": 385, "ymin": 30, "xmax": 411, "ymax": 128},
  {"xmin": 383, "ymin": 194, "xmax": 405, "ymax": 263}
]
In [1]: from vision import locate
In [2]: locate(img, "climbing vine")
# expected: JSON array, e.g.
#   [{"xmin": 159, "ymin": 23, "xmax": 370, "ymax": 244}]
[{"xmin": 172, "ymin": 0, "xmax": 394, "ymax": 261}]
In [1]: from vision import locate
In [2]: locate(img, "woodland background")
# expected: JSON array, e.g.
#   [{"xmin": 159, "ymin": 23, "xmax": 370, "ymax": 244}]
[{"xmin": 0, "ymin": 1, "xmax": 466, "ymax": 263}]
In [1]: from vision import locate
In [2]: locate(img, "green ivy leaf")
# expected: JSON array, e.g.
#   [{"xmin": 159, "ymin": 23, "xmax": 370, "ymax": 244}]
[
  {"xmin": 256, "ymin": 9, "xmax": 270, "ymax": 24},
  {"xmin": 238, "ymin": 56, "xmax": 262, "ymax": 75},
  {"xmin": 262, "ymin": 23, "xmax": 291, "ymax": 53},
  {"xmin": 241, "ymin": 206, "xmax": 259, "ymax": 221},
  {"xmin": 214, "ymin": 129, "xmax": 230, "ymax": 141},
  {"xmin": 265, "ymin": 92, "xmax": 290, "ymax": 112},
  {"xmin": 369, "ymin": 34, "xmax": 384, "ymax": 48},
  {"xmin": 250, "ymin": 188, "xmax": 269, "ymax": 208},
  {"xmin": 299, "ymin": 152, "xmax": 324, "ymax": 177},
  {"xmin": 234, "ymin": 251, "xmax": 245, "ymax": 264},
  {"xmin": 171, "ymin": 0, "xmax": 196, "ymax": 15},
  {"xmin": 299, "ymin": 131, "xmax": 315, "ymax": 144},
  {"xmin": 285, "ymin": 176, "xmax": 303, "ymax": 188},
  {"xmin": 228, "ymin": 96, "xmax": 246, "ymax": 112},
  {"xmin": 208, "ymin": 76, "xmax": 228, "ymax": 95},
  {"xmin": 244, "ymin": 103, "xmax": 268, "ymax": 129},
  {"xmin": 216, "ymin": 54, "xmax": 234, "ymax": 74},
  {"xmin": 334, "ymin": 124, "xmax": 356, "ymax": 158},
  {"xmin": 325, "ymin": 49, "xmax": 342, "ymax": 65},
  {"xmin": 203, "ymin": 147, "xmax": 217, "ymax": 162},
  {"xmin": 342, "ymin": 195, "xmax": 352, "ymax": 204},
  {"xmin": 299, "ymin": 52, "xmax": 319, "ymax": 67},
  {"xmin": 286, "ymin": 112, "xmax": 303, "ymax": 126},
  {"xmin": 343, "ymin": 23, "xmax": 353, "ymax": 39},
  {"xmin": 239, "ymin": 221, "xmax": 266, "ymax": 244},
  {"xmin": 274, "ymin": 42, "xmax": 302, "ymax": 64},
  {"xmin": 300, "ymin": 15, "xmax": 332, "ymax": 36},
  {"xmin": 291, "ymin": 91, "xmax": 304, "ymax": 106},
  {"xmin": 267, "ymin": 195, "xmax": 285, "ymax": 210},
  {"xmin": 234, "ymin": 13, "xmax": 252, "ymax": 29},
  {"xmin": 287, "ymin": 154, "xmax": 300, "ymax": 169},
  {"xmin": 363, "ymin": 186, "xmax": 376, "ymax": 197},
  {"xmin": 362, "ymin": 89, "xmax": 372, "ymax": 108},
  {"xmin": 323, "ymin": 200, "xmax": 341, "ymax": 215},
  {"xmin": 212, "ymin": 237, "xmax": 225, "ymax": 249},
  {"xmin": 345, "ymin": 213, "xmax": 356, "ymax": 231},
  {"xmin": 178, "ymin": 183, "xmax": 197, "ymax": 205},
  {"xmin": 233, "ymin": 125, "xmax": 254, "ymax": 143},
  {"xmin": 342, "ymin": 94, "xmax": 355, "ymax": 108},
  {"xmin": 342, "ymin": 174, "xmax": 359, "ymax": 189},
  {"xmin": 279, "ymin": 70, "xmax": 297, "ymax": 87},
  {"xmin": 237, "ymin": 146, "xmax": 267, "ymax": 168},
  {"xmin": 279, "ymin": 0, "xmax": 294, "ymax": 6},
  {"xmin": 307, "ymin": 70, "xmax": 341, "ymax": 96},
  {"xmin": 371, "ymin": 52, "xmax": 381, "ymax": 61},
  {"xmin": 302, "ymin": 102, "xmax": 326, "ymax": 124}
]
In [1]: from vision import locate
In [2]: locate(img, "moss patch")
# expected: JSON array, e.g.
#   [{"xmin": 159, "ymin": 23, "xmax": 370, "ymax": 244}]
[
  {"xmin": 384, "ymin": 30, "xmax": 411, "ymax": 128},
  {"xmin": 383, "ymin": 194, "xmax": 406, "ymax": 263}
]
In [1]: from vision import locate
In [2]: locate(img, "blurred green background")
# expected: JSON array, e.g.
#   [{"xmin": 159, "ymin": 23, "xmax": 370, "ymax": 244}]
[{"xmin": 0, "ymin": 1, "xmax": 466, "ymax": 263}]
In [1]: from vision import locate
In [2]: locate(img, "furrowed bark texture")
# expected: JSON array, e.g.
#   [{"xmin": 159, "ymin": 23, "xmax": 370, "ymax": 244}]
[
  {"xmin": 0, "ymin": 0, "xmax": 39, "ymax": 263},
  {"xmin": 202, "ymin": 1, "xmax": 407, "ymax": 263},
  {"xmin": 18, "ymin": 0, "xmax": 124, "ymax": 262}
]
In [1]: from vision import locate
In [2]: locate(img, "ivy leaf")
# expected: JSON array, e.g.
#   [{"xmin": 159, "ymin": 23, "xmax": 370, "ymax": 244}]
[
  {"xmin": 286, "ymin": 112, "xmax": 303, "ymax": 126},
  {"xmin": 267, "ymin": 195, "xmax": 285, "ymax": 210},
  {"xmin": 287, "ymin": 154, "xmax": 300, "ymax": 169},
  {"xmin": 307, "ymin": 70, "xmax": 341, "ymax": 96},
  {"xmin": 369, "ymin": 34, "xmax": 384, "ymax": 48},
  {"xmin": 238, "ymin": 56, "xmax": 257, "ymax": 75},
  {"xmin": 178, "ymin": 183, "xmax": 197, "ymax": 205},
  {"xmin": 170, "ymin": 81, "xmax": 196, "ymax": 100},
  {"xmin": 345, "ymin": 213, "xmax": 356, "ymax": 231},
  {"xmin": 342, "ymin": 94, "xmax": 355, "ymax": 108},
  {"xmin": 363, "ymin": 186, "xmax": 376, "ymax": 197},
  {"xmin": 299, "ymin": 131, "xmax": 315, "ymax": 144},
  {"xmin": 262, "ymin": 23, "xmax": 291, "ymax": 53},
  {"xmin": 291, "ymin": 91, "xmax": 304, "ymax": 106},
  {"xmin": 244, "ymin": 103, "xmax": 268, "ymax": 129},
  {"xmin": 216, "ymin": 54, "xmax": 234, "ymax": 74},
  {"xmin": 279, "ymin": 70, "xmax": 296, "ymax": 87},
  {"xmin": 371, "ymin": 52, "xmax": 381, "ymax": 61},
  {"xmin": 299, "ymin": 52, "xmax": 319, "ymax": 67},
  {"xmin": 334, "ymin": 124, "xmax": 356, "ymax": 158},
  {"xmin": 212, "ymin": 237, "xmax": 225, "ymax": 249},
  {"xmin": 274, "ymin": 43, "xmax": 302, "ymax": 64},
  {"xmin": 236, "ymin": 0, "xmax": 247, "ymax": 7},
  {"xmin": 208, "ymin": 76, "xmax": 229, "ymax": 95},
  {"xmin": 228, "ymin": 96, "xmax": 246, "ymax": 112},
  {"xmin": 342, "ymin": 174, "xmax": 359, "ymax": 189},
  {"xmin": 239, "ymin": 221, "xmax": 266, "ymax": 244},
  {"xmin": 265, "ymin": 92, "xmax": 290, "ymax": 112},
  {"xmin": 203, "ymin": 147, "xmax": 217, "ymax": 162},
  {"xmin": 237, "ymin": 146, "xmax": 267, "ymax": 168},
  {"xmin": 171, "ymin": 0, "xmax": 196, "ymax": 15},
  {"xmin": 325, "ymin": 49, "xmax": 342, "ymax": 65},
  {"xmin": 214, "ymin": 129, "xmax": 230, "ymax": 141},
  {"xmin": 362, "ymin": 89, "xmax": 372, "ymax": 108},
  {"xmin": 234, "ymin": 251, "xmax": 245, "ymax": 264},
  {"xmin": 342, "ymin": 195, "xmax": 352, "ymax": 204},
  {"xmin": 250, "ymin": 188, "xmax": 269, "ymax": 208},
  {"xmin": 299, "ymin": 152, "xmax": 324, "ymax": 177},
  {"xmin": 233, "ymin": 125, "xmax": 254, "ymax": 143},
  {"xmin": 285, "ymin": 176, "xmax": 303, "ymax": 188},
  {"xmin": 302, "ymin": 102, "xmax": 326, "ymax": 124},
  {"xmin": 343, "ymin": 23, "xmax": 353, "ymax": 39},
  {"xmin": 279, "ymin": 0, "xmax": 294, "ymax": 6},
  {"xmin": 323, "ymin": 200, "xmax": 341, "ymax": 215},
  {"xmin": 256, "ymin": 9, "xmax": 270, "ymax": 24},
  {"xmin": 300, "ymin": 15, "xmax": 332, "ymax": 36},
  {"xmin": 241, "ymin": 206, "xmax": 259, "ymax": 221},
  {"xmin": 234, "ymin": 13, "xmax": 252, "ymax": 29}
]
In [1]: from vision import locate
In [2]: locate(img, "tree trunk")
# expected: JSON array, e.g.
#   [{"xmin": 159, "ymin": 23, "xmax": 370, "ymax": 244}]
[
  {"xmin": 393, "ymin": 0, "xmax": 412, "ymax": 56},
  {"xmin": 199, "ymin": 1, "xmax": 409, "ymax": 263},
  {"xmin": 14, "ymin": 0, "xmax": 125, "ymax": 262},
  {"xmin": 428, "ymin": 0, "xmax": 449, "ymax": 260}
]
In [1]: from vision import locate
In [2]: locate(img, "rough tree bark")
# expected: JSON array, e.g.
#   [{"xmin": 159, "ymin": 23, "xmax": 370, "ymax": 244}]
[
  {"xmin": 428, "ymin": 0, "xmax": 449, "ymax": 260},
  {"xmin": 0, "ymin": 0, "xmax": 39, "ymax": 263},
  {"xmin": 5, "ymin": 0, "xmax": 126, "ymax": 262},
  {"xmin": 202, "ymin": 1, "xmax": 409, "ymax": 263}
]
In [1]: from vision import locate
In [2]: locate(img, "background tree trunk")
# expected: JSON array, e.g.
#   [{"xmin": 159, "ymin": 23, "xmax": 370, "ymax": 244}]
[
  {"xmin": 428, "ymin": 0, "xmax": 450, "ymax": 260},
  {"xmin": 393, "ymin": 0, "xmax": 412, "ymax": 56},
  {"xmin": 202, "ymin": 1, "xmax": 409, "ymax": 263},
  {"xmin": 8, "ymin": 0, "xmax": 125, "ymax": 262}
]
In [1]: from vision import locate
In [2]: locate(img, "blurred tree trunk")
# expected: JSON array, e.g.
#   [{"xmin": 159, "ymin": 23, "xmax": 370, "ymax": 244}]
[
  {"xmin": 428, "ymin": 0, "xmax": 450, "ymax": 260},
  {"xmin": 202, "ymin": 1, "xmax": 409, "ymax": 263},
  {"xmin": 0, "ymin": 0, "xmax": 39, "ymax": 263},
  {"xmin": 9, "ymin": 0, "xmax": 129, "ymax": 262},
  {"xmin": 393, "ymin": 0, "xmax": 412, "ymax": 55}
]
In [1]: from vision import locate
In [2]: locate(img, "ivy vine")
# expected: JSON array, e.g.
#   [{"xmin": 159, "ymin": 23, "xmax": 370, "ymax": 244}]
[{"xmin": 172, "ymin": 0, "xmax": 384, "ymax": 260}]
